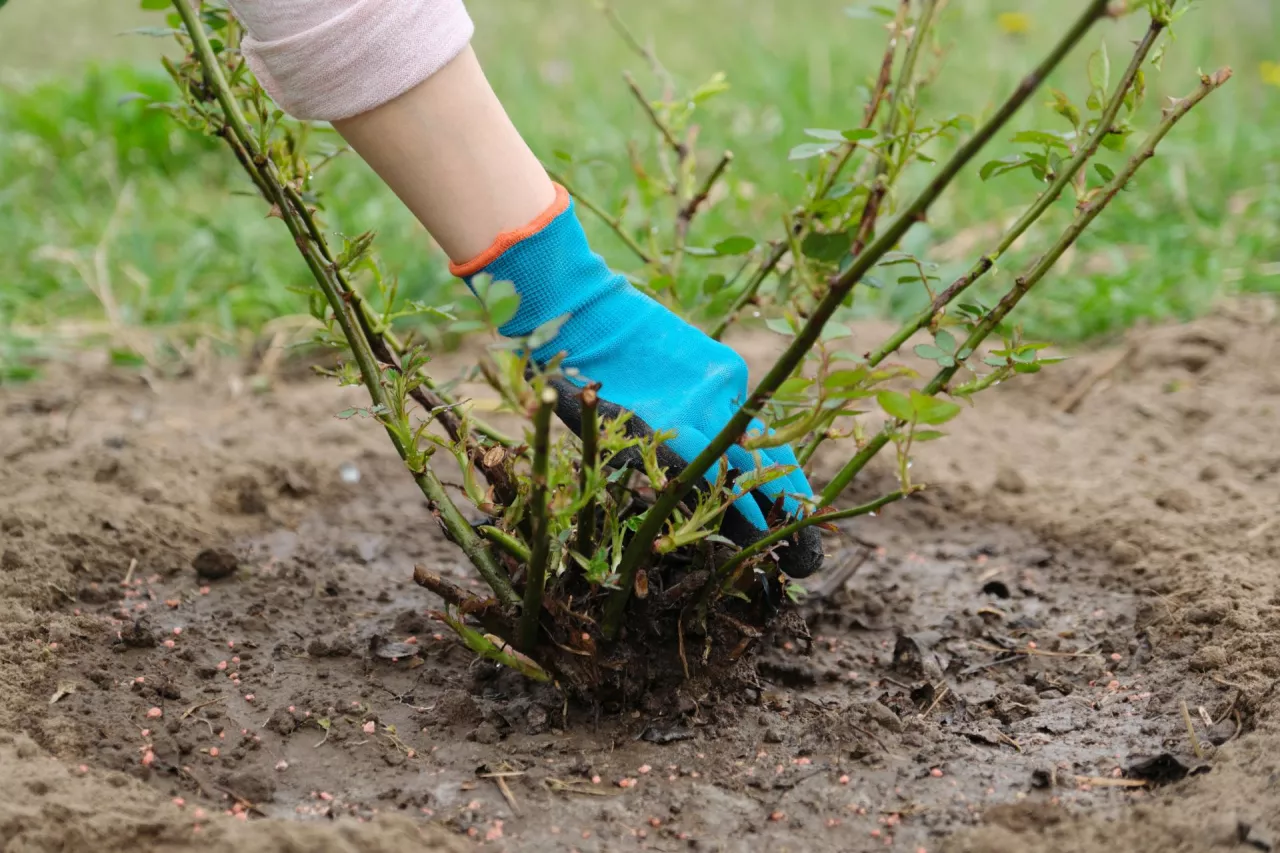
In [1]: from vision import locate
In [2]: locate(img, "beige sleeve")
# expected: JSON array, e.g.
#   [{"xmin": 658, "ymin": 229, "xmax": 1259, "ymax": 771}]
[{"xmin": 226, "ymin": 0, "xmax": 475, "ymax": 122}]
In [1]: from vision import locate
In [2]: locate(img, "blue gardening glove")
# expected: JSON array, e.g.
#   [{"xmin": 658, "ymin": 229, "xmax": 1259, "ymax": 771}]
[{"xmin": 452, "ymin": 186, "xmax": 823, "ymax": 578}]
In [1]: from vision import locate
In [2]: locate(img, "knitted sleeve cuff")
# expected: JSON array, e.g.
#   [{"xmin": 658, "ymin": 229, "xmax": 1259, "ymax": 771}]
[{"xmin": 235, "ymin": 0, "xmax": 475, "ymax": 122}]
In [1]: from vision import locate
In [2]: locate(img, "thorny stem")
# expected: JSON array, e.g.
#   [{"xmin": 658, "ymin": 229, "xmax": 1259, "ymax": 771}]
[
  {"xmin": 519, "ymin": 386, "xmax": 557, "ymax": 652},
  {"xmin": 850, "ymin": 0, "xmax": 939, "ymax": 259},
  {"xmin": 934, "ymin": 69, "xmax": 1231, "ymax": 393},
  {"xmin": 595, "ymin": 0, "xmax": 674, "ymax": 93},
  {"xmin": 819, "ymin": 67, "xmax": 1231, "ymax": 505},
  {"xmin": 710, "ymin": 242, "xmax": 788, "ymax": 340},
  {"xmin": 545, "ymin": 167, "xmax": 656, "ymax": 267},
  {"xmin": 708, "ymin": 0, "xmax": 906, "ymax": 343},
  {"xmin": 575, "ymin": 386, "xmax": 601, "ymax": 559},
  {"xmin": 714, "ymin": 490, "xmax": 911, "ymax": 582},
  {"xmin": 674, "ymin": 150, "xmax": 733, "ymax": 260},
  {"xmin": 863, "ymin": 8, "xmax": 1173, "ymax": 370},
  {"xmin": 602, "ymin": 0, "xmax": 1112, "ymax": 639},
  {"xmin": 949, "ymin": 366, "xmax": 1009, "ymax": 397},
  {"xmin": 352, "ymin": 294, "xmax": 515, "ymax": 447},
  {"xmin": 183, "ymin": 5, "xmax": 514, "ymax": 460},
  {"xmin": 863, "ymin": 0, "xmax": 909, "ymax": 128},
  {"xmin": 479, "ymin": 525, "xmax": 532, "ymax": 564},
  {"xmin": 171, "ymin": 0, "xmax": 517, "ymax": 607},
  {"xmin": 624, "ymin": 71, "xmax": 686, "ymax": 157}
]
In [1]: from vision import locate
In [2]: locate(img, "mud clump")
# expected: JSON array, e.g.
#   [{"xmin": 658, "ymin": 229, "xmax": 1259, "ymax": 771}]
[
  {"xmin": 193, "ymin": 548, "xmax": 240, "ymax": 581},
  {"xmin": 1190, "ymin": 645, "xmax": 1229, "ymax": 671}
]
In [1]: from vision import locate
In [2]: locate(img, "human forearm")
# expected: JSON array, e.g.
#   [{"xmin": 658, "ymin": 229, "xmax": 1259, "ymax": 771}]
[
  {"xmin": 227, "ymin": 0, "xmax": 554, "ymax": 262},
  {"xmin": 332, "ymin": 46, "xmax": 556, "ymax": 264}
]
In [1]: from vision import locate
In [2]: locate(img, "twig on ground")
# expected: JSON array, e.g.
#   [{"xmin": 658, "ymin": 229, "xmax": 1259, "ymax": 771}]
[
  {"xmin": 478, "ymin": 765, "xmax": 524, "ymax": 814},
  {"xmin": 181, "ymin": 698, "xmax": 225, "ymax": 720},
  {"xmin": 1181, "ymin": 698, "xmax": 1205, "ymax": 759},
  {"xmin": 122, "ymin": 558, "xmax": 138, "ymax": 587},
  {"xmin": 919, "ymin": 686, "xmax": 949, "ymax": 719},
  {"xmin": 1055, "ymin": 343, "xmax": 1135, "ymax": 413}
]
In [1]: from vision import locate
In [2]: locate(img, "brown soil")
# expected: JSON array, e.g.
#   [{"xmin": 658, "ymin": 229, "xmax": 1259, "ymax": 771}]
[{"xmin": 2, "ymin": 299, "xmax": 1278, "ymax": 853}]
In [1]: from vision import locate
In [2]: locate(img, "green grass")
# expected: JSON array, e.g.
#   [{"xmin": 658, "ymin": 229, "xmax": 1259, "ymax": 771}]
[{"xmin": 1, "ymin": 0, "xmax": 1277, "ymax": 381}]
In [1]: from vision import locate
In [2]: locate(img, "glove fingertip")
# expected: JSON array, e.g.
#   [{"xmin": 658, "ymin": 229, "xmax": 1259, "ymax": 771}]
[{"xmin": 776, "ymin": 525, "xmax": 825, "ymax": 579}]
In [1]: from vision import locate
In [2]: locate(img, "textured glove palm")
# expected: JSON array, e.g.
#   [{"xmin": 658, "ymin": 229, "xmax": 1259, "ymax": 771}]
[{"xmin": 456, "ymin": 189, "xmax": 823, "ymax": 578}]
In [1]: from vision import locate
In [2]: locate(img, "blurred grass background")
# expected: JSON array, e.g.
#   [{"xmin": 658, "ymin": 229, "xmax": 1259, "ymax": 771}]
[{"xmin": 1, "ymin": 0, "xmax": 1277, "ymax": 381}]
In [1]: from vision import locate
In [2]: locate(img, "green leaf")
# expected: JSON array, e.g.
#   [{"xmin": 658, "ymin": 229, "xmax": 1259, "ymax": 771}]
[
  {"xmin": 734, "ymin": 463, "xmax": 797, "ymax": 494},
  {"xmin": 765, "ymin": 317, "xmax": 795, "ymax": 336},
  {"xmin": 527, "ymin": 313, "xmax": 570, "ymax": 350},
  {"xmin": 877, "ymin": 252, "xmax": 921, "ymax": 267},
  {"xmin": 804, "ymin": 128, "xmax": 846, "ymax": 142},
  {"xmin": 1011, "ymin": 130, "xmax": 1072, "ymax": 150},
  {"xmin": 120, "ymin": 27, "xmax": 182, "ymax": 38},
  {"xmin": 1151, "ymin": 42, "xmax": 1168, "ymax": 71},
  {"xmin": 776, "ymin": 377, "xmax": 814, "ymax": 398},
  {"xmin": 913, "ymin": 344, "xmax": 955, "ymax": 368},
  {"xmin": 1100, "ymin": 128, "xmax": 1132, "ymax": 152},
  {"xmin": 702, "ymin": 273, "xmax": 727, "ymax": 294},
  {"xmin": 1087, "ymin": 42, "xmax": 1111, "ymax": 97},
  {"xmin": 402, "ymin": 300, "xmax": 457, "ymax": 322},
  {"xmin": 821, "ymin": 323, "xmax": 853, "ymax": 341},
  {"xmin": 980, "ymin": 155, "xmax": 1030, "ymax": 181},
  {"xmin": 475, "ymin": 278, "xmax": 520, "ymax": 328},
  {"xmin": 448, "ymin": 320, "xmax": 488, "ymax": 335},
  {"xmin": 876, "ymin": 390, "xmax": 915, "ymax": 422},
  {"xmin": 784, "ymin": 581, "xmax": 807, "ymax": 603},
  {"xmin": 934, "ymin": 329, "xmax": 958, "ymax": 353},
  {"xmin": 800, "ymin": 230, "xmax": 852, "ymax": 262},
  {"xmin": 842, "ymin": 128, "xmax": 878, "ymax": 142},
  {"xmin": 109, "ymin": 348, "xmax": 146, "ymax": 368},
  {"xmin": 909, "ymin": 391, "xmax": 961, "ymax": 425},
  {"xmin": 824, "ymin": 368, "xmax": 869, "ymax": 390},
  {"xmin": 789, "ymin": 142, "xmax": 840, "ymax": 160},
  {"xmin": 335, "ymin": 408, "xmax": 360, "ymax": 419},
  {"xmin": 487, "ymin": 295, "xmax": 521, "ymax": 329},
  {"xmin": 912, "ymin": 430, "xmax": 947, "ymax": 442},
  {"xmin": 714, "ymin": 236, "xmax": 756, "ymax": 256},
  {"xmin": 1094, "ymin": 162, "xmax": 1116, "ymax": 183},
  {"xmin": 682, "ymin": 246, "xmax": 718, "ymax": 257},
  {"xmin": 690, "ymin": 71, "xmax": 730, "ymax": 104},
  {"xmin": 1048, "ymin": 89, "xmax": 1082, "ymax": 129}
]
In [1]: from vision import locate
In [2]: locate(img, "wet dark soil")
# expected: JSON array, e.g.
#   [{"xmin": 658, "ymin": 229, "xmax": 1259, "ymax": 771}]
[{"xmin": 2, "ymin": 300, "xmax": 1278, "ymax": 852}]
